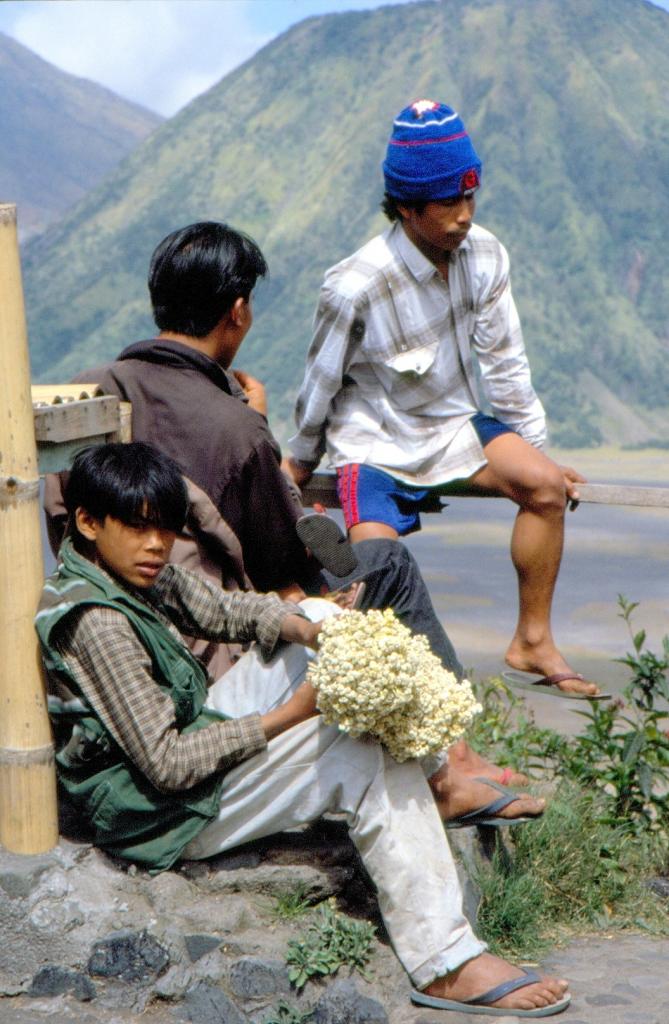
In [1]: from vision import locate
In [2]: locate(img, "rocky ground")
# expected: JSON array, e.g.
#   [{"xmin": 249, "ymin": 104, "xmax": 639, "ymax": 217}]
[{"xmin": 1, "ymin": 823, "xmax": 668, "ymax": 1024}]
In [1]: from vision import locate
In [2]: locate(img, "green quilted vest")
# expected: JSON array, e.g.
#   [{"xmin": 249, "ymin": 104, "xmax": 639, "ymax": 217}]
[{"xmin": 35, "ymin": 539, "xmax": 226, "ymax": 872}]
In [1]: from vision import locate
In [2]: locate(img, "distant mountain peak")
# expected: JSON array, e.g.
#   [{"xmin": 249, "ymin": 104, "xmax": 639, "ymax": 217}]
[{"xmin": 0, "ymin": 30, "xmax": 162, "ymax": 240}]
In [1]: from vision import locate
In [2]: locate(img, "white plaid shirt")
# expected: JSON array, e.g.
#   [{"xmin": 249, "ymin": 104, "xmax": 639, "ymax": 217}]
[{"xmin": 289, "ymin": 221, "xmax": 546, "ymax": 486}]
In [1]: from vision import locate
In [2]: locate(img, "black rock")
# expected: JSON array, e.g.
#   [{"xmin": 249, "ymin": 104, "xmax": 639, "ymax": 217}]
[
  {"xmin": 648, "ymin": 876, "xmax": 669, "ymax": 900},
  {"xmin": 184, "ymin": 933, "xmax": 222, "ymax": 962},
  {"xmin": 88, "ymin": 929, "xmax": 169, "ymax": 982},
  {"xmin": 229, "ymin": 957, "xmax": 290, "ymax": 999},
  {"xmin": 313, "ymin": 978, "xmax": 388, "ymax": 1024},
  {"xmin": 29, "ymin": 964, "xmax": 96, "ymax": 1001},
  {"xmin": 175, "ymin": 981, "xmax": 247, "ymax": 1024}
]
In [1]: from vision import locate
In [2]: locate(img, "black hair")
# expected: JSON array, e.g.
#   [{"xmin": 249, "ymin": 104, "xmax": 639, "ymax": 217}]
[
  {"xmin": 148, "ymin": 221, "xmax": 268, "ymax": 337},
  {"xmin": 381, "ymin": 193, "xmax": 426, "ymax": 222},
  {"xmin": 64, "ymin": 442, "xmax": 188, "ymax": 548}
]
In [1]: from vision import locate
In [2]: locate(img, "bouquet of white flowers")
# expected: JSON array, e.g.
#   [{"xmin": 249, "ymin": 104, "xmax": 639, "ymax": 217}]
[{"xmin": 307, "ymin": 608, "xmax": 481, "ymax": 762}]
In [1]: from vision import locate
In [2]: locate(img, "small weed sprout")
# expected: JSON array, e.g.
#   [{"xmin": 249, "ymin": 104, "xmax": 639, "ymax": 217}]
[
  {"xmin": 272, "ymin": 883, "xmax": 314, "ymax": 921},
  {"xmin": 262, "ymin": 1000, "xmax": 313, "ymax": 1024},
  {"xmin": 286, "ymin": 900, "xmax": 376, "ymax": 990}
]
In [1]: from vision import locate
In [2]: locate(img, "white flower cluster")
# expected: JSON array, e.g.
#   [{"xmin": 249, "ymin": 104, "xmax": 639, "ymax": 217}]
[{"xmin": 307, "ymin": 608, "xmax": 481, "ymax": 762}]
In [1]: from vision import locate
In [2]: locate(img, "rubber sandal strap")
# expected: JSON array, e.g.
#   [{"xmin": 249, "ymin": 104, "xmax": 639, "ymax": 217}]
[
  {"xmin": 464, "ymin": 967, "xmax": 541, "ymax": 1006},
  {"xmin": 454, "ymin": 791, "xmax": 516, "ymax": 824},
  {"xmin": 541, "ymin": 672, "xmax": 584, "ymax": 686}
]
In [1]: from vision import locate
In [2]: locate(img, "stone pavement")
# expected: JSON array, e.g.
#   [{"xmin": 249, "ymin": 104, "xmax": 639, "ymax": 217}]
[
  {"xmin": 410, "ymin": 935, "xmax": 669, "ymax": 1024},
  {"xmin": 1, "ymin": 829, "xmax": 667, "ymax": 1024}
]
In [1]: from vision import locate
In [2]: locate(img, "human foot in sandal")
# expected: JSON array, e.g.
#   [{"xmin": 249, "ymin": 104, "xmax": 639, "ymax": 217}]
[
  {"xmin": 430, "ymin": 767, "xmax": 545, "ymax": 826},
  {"xmin": 412, "ymin": 951, "xmax": 570, "ymax": 1017},
  {"xmin": 505, "ymin": 638, "xmax": 604, "ymax": 698}
]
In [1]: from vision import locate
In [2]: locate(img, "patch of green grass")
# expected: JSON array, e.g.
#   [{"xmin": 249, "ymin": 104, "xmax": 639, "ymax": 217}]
[
  {"xmin": 469, "ymin": 676, "xmax": 570, "ymax": 779},
  {"xmin": 469, "ymin": 602, "xmax": 669, "ymax": 956},
  {"xmin": 474, "ymin": 782, "xmax": 669, "ymax": 959},
  {"xmin": 271, "ymin": 882, "xmax": 315, "ymax": 921}
]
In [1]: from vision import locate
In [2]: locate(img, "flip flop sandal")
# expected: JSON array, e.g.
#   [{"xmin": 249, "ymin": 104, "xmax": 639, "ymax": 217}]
[
  {"xmin": 296, "ymin": 513, "xmax": 358, "ymax": 577},
  {"xmin": 502, "ymin": 670, "xmax": 612, "ymax": 701},
  {"xmin": 445, "ymin": 778, "xmax": 543, "ymax": 829},
  {"xmin": 411, "ymin": 967, "xmax": 571, "ymax": 1017}
]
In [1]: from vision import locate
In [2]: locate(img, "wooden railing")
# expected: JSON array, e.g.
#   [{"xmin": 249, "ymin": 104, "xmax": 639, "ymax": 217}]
[{"xmin": 302, "ymin": 474, "xmax": 669, "ymax": 511}]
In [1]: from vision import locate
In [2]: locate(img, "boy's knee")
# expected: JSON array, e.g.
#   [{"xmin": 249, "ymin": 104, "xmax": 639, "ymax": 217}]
[{"xmin": 520, "ymin": 462, "xmax": 566, "ymax": 514}]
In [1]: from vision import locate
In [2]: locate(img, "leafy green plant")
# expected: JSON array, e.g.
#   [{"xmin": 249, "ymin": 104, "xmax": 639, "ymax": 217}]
[
  {"xmin": 272, "ymin": 882, "xmax": 314, "ymax": 921},
  {"xmin": 560, "ymin": 597, "xmax": 669, "ymax": 832},
  {"xmin": 469, "ymin": 677, "xmax": 569, "ymax": 778},
  {"xmin": 471, "ymin": 599, "xmax": 669, "ymax": 834},
  {"xmin": 286, "ymin": 900, "xmax": 376, "ymax": 990},
  {"xmin": 262, "ymin": 1000, "xmax": 313, "ymax": 1024}
]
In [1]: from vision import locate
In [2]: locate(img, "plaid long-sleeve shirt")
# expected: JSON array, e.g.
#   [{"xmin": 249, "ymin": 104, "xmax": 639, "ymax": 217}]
[
  {"xmin": 289, "ymin": 221, "xmax": 547, "ymax": 486},
  {"xmin": 53, "ymin": 564, "xmax": 302, "ymax": 792}
]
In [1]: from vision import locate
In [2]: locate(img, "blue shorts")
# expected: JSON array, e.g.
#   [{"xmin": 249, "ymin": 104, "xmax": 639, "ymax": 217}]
[
  {"xmin": 470, "ymin": 411, "xmax": 514, "ymax": 447},
  {"xmin": 337, "ymin": 413, "xmax": 514, "ymax": 536}
]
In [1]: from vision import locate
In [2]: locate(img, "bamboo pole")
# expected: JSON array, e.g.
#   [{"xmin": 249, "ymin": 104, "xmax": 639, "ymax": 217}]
[{"xmin": 0, "ymin": 204, "xmax": 58, "ymax": 853}]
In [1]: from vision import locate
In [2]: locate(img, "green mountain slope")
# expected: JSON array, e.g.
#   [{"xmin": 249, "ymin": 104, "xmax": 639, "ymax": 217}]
[
  {"xmin": 0, "ymin": 31, "xmax": 161, "ymax": 239},
  {"xmin": 22, "ymin": 0, "xmax": 669, "ymax": 447}
]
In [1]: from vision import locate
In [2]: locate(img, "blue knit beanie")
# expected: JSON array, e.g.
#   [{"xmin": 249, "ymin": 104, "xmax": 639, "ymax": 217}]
[{"xmin": 383, "ymin": 99, "xmax": 482, "ymax": 201}]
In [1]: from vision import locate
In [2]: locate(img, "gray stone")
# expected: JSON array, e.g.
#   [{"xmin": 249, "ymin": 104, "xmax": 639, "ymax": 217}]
[
  {"xmin": 229, "ymin": 958, "xmax": 289, "ymax": 1000},
  {"xmin": 0, "ymin": 854, "xmax": 56, "ymax": 899},
  {"xmin": 175, "ymin": 982, "xmax": 247, "ymax": 1024},
  {"xmin": 585, "ymin": 992, "xmax": 632, "ymax": 1006},
  {"xmin": 88, "ymin": 930, "xmax": 169, "ymax": 982},
  {"xmin": 184, "ymin": 934, "xmax": 222, "ymax": 962},
  {"xmin": 313, "ymin": 978, "xmax": 388, "ymax": 1024},
  {"xmin": 647, "ymin": 876, "xmax": 669, "ymax": 899},
  {"xmin": 28, "ymin": 965, "xmax": 96, "ymax": 1002}
]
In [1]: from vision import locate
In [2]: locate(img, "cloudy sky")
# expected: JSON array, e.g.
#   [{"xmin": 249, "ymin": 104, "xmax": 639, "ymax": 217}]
[
  {"xmin": 2, "ymin": 0, "xmax": 667, "ymax": 117},
  {"xmin": 0, "ymin": 0, "xmax": 412, "ymax": 115},
  {"xmin": 1, "ymin": 0, "xmax": 663, "ymax": 116}
]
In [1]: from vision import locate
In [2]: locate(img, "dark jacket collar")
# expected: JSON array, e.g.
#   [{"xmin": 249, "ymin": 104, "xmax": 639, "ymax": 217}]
[{"xmin": 117, "ymin": 339, "xmax": 245, "ymax": 400}]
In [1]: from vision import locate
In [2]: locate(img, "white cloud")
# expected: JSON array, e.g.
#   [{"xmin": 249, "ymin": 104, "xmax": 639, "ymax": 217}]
[{"xmin": 3, "ymin": 1, "xmax": 271, "ymax": 115}]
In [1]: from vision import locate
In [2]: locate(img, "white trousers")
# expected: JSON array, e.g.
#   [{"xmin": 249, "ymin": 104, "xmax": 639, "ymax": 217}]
[{"xmin": 182, "ymin": 599, "xmax": 485, "ymax": 988}]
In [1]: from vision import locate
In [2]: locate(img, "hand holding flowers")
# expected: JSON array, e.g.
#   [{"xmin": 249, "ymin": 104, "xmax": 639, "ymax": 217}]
[{"xmin": 306, "ymin": 608, "xmax": 481, "ymax": 761}]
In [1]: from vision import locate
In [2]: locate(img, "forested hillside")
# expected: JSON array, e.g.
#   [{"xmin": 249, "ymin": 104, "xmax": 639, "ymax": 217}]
[
  {"xmin": 22, "ymin": 0, "xmax": 669, "ymax": 447},
  {"xmin": 0, "ymin": 32, "xmax": 161, "ymax": 239}
]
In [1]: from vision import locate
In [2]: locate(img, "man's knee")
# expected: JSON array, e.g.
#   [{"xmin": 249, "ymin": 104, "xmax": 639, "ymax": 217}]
[{"xmin": 517, "ymin": 461, "xmax": 566, "ymax": 515}]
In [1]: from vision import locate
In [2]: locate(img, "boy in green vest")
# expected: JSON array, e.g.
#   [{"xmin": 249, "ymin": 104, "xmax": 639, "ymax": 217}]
[{"xmin": 35, "ymin": 441, "xmax": 569, "ymax": 1017}]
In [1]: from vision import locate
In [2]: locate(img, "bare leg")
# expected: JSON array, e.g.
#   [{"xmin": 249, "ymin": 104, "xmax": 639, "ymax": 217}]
[
  {"xmin": 448, "ymin": 736, "xmax": 528, "ymax": 787},
  {"xmin": 466, "ymin": 433, "xmax": 599, "ymax": 696}
]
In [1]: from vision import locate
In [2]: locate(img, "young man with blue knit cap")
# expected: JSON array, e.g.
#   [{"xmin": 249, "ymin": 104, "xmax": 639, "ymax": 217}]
[{"xmin": 285, "ymin": 100, "xmax": 601, "ymax": 699}]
